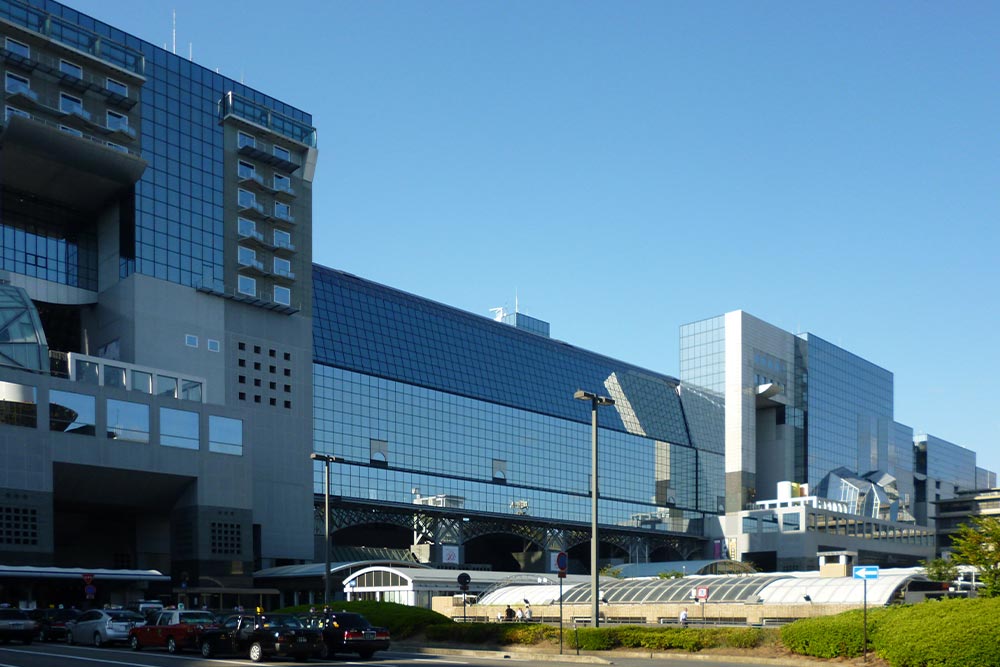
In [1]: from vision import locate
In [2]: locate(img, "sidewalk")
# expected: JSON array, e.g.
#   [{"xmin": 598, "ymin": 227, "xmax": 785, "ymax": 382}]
[{"xmin": 394, "ymin": 642, "xmax": 812, "ymax": 665}]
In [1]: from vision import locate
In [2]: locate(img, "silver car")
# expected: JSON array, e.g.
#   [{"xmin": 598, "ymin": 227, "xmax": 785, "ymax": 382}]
[{"xmin": 66, "ymin": 609, "xmax": 145, "ymax": 647}]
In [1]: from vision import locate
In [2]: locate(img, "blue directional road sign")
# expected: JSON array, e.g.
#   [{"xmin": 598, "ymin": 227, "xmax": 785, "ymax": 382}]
[{"xmin": 853, "ymin": 565, "xmax": 880, "ymax": 580}]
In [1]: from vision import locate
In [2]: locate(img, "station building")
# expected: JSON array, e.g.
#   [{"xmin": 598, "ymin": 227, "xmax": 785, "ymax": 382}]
[
  {"xmin": 0, "ymin": 0, "xmax": 994, "ymax": 610},
  {"xmin": 0, "ymin": 0, "xmax": 317, "ymax": 604}
]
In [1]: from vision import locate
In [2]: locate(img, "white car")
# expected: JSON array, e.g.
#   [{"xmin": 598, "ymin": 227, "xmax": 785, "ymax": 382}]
[{"xmin": 66, "ymin": 609, "xmax": 145, "ymax": 647}]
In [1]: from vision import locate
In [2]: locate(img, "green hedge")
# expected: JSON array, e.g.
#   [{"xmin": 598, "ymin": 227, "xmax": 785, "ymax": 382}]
[
  {"xmin": 782, "ymin": 598, "xmax": 1000, "ymax": 667},
  {"xmin": 276, "ymin": 601, "xmax": 452, "ymax": 639}
]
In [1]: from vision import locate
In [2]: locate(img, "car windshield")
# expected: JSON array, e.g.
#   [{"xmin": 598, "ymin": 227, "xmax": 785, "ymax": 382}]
[
  {"xmin": 262, "ymin": 615, "xmax": 303, "ymax": 629},
  {"xmin": 108, "ymin": 611, "xmax": 144, "ymax": 622},
  {"xmin": 179, "ymin": 612, "xmax": 216, "ymax": 624}
]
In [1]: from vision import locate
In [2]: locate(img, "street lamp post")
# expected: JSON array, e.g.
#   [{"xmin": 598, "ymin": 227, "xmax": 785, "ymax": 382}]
[
  {"xmin": 310, "ymin": 453, "xmax": 338, "ymax": 606},
  {"xmin": 574, "ymin": 389, "xmax": 615, "ymax": 628}
]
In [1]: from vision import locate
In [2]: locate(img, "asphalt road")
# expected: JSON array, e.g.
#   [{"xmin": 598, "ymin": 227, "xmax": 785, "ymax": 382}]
[{"xmin": 0, "ymin": 643, "xmax": 783, "ymax": 667}]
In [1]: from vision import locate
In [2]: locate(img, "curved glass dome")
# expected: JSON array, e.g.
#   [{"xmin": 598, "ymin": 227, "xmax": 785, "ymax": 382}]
[{"xmin": 0, "ymin": 284, "xmax": 48, "ymax": 372}]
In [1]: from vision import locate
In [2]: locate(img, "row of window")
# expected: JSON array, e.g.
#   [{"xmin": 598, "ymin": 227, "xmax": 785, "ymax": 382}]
[
  {"xmin": 4, "ymin": 71, "xmax": 132, "ymax": 137},
  {"xmin": 237, "ymin": 129, "xmax": 292, "ymax": 163},
  {"xmin": 237, "ymin": 188, "xmax": 294, "ymax": 223},
  {"xmin": 237, "ymin": 160, "xmax": 293, "ymax": 193},
  {"xmin": 237, "ymin": 217, "xmax": 294, "ymax": 251},
  {"xmin": 4, "ymin": 36, "xmax": 130, "ymax": 97},
  {"xmin": 237, "ymin": 246, "xmax": 294, "ymax": 278},
  {"xmin": 236, "ymin": 274, "xmax": 292, "ymax": 306},
  {"xmin": 71, "ymin": 356, "xmax": 203, "ymax": 402},
  {"xmin": 0, "ymin": 381, "xmax": 242, "ymax": 455}
]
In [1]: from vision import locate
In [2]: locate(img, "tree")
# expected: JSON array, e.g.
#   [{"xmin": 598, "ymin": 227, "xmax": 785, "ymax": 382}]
[
  {"xmin": 920, "ymin": 557, "xmax": 958, "ymax": 583},
  {"xmin": 949, "ymin": 515, "xmax": 1000, "ymax": 597},
  {"xmin": 657, "ymin": 570, "xmax": 686, "ymax": 579}
]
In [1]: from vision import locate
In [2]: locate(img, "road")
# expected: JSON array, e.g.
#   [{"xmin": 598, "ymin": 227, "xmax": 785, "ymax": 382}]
[{"xmin": 0, "ymin": 643, "xmax": 779, "ymax": 667}]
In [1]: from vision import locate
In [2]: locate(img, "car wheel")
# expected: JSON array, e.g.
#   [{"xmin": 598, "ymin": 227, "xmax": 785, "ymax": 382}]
[
  {"xmin": 38, "ymin": 629, "xmax": 48, "ymax": 642},
  {"xmin": 167, "ymin": 636, "xmax": 178, "ymax": 654},
  {"xmin": 93, "ymin": 632, "xmax": 103, "ymax": 647},
  {"xmin": 130, "ymin": 635, "xmax": 141, "ymax": 651},
  {"xmin": 249, "ymin": 641, "xmax": 264, "ymax": 662},
  {"xmin": 359, "ymin": 649, "xmax": 375, "ymax": 660},
  {"xmin": 200, "ymin": 640, "xmax": 215, "ymax": 658},
  {"xmin": 66, "ymin": 630, "xmax": 74, "ymax": 645},
  {"xmin": 317, "ymin": 642, "xmax": 330, "ymax": 659}
]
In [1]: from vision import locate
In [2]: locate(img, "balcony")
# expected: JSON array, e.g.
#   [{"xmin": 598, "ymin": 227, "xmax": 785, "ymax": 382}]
[
  {"xmin": 194, "ymin": 278, "xmax": 299, "ymax": 315},
  {"xmin": 1, "ymin": 47, "xmax": 138, "ymax": 110},
  {"xmin": 272, "ymin": 209, "xmax": 295, "ymax": 226},
  {"xmin": 238, "ymin": 171, "xmax": 268, "ymax": 192},
  {"xmin": 0, "ymin": 112, "xmax": 146, "ymax": 210},
  {"xmin": 272, "ymin": 181, "xmax": 296, "ymax": 199},
  {"xmin": 4, "ymin": 80, "xmax": 41, "ymax": 109},
  {"xmin": 237, "ymin": 228, "xmax": 268, "ymax": 249},
  {"xmin": 219, "ymin": 91, "xmax": 315, "ymax": 148},
  {"xmin": 103, "ymin": 119, "xmax": 136, "ymax": 141},
  {"xmin": 272, "ymin": 239, "xmax": 296, "ymax": 255},
  {"xmin": 237, "ymin": 255, "xmax": 268, "ymax": 276},
  {"xmin": 237, "ymin": 200, "xmax": 269, "ymax": 220},
  {"xmin": 0, "ymin": 0, "xmax": 145, "ymax": 77},
  {"xmin": 272, "ymin": 267, "xmax": 296, "ymax": 282}
]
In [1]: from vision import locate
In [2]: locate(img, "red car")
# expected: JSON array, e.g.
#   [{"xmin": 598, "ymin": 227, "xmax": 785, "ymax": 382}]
[{"xmin": 128, "ymin": 609, "xmax": 218, "ymax": 654}]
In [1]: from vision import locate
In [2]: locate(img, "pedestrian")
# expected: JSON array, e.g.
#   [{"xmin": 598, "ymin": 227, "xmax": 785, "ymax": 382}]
[
  {"xmin": 679, "ymin": 607, "xmax": 688, "ymax": 628},
  {"xmin": 524, "ymin": 604, "xmax": 533, "ymax": 621},
  {"xmin": 515, "ymin": 607, "xmax": 524, "ymax": 622},
  {"xmin": 504, "ymin": 605, "xmax": 515, "ymax": 622}
]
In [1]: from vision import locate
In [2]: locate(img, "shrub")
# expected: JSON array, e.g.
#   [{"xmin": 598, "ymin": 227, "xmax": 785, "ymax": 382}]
[
  {"xmin": 870, "ymin": 597, "xmax": 1000, "ymax": 667},
  {"xmin": 781, "ymin": 610, "xmax": 870, "ymax": 658}
]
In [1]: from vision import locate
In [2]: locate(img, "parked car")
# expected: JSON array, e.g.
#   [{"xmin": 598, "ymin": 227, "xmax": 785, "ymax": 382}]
[
  {"xmin": 66, "ymin": 609, "xmax": 146, "ymax": 647},
  {"xmin": 198, "ymin": 613, "xmax": 320, "ymax": 662},
  {"xmin": 0, "ymin": 608, "xmax": 36, "ymax": 645},
  {"xmin": 28, "ymin": 608, "xmax": 80, "ymax": 642},
  {"xmin": 300, "ymin": 610, "xmax": 390, "ymax": 660},
  {"xmin": 129, "ymin": 609, "xmax": 218, "ymax": 653}
]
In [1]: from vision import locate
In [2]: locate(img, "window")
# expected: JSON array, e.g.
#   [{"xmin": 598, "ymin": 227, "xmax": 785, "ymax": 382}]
[
  {"xmin": 160, "ymin": 408, "xmax": 199, "ymax": 450},
  {"xmin": 370, "ymin": 438, "xmax": 389, "ymax": 465},
  {"xmin": 237, "ymin": 217, "xmax": 256, "ymax": 238},
  {"xmin": 59, "ymin": 92, "xmax": 85, "ymax": 117},
  {"xmin": 5, "ymin": 106, "xmax": 29, "ymax": 121},
  {"xmin": 273, "ymin": 229, "xmax": 291, "ymax": 249},
  {"xmin": 238, "ymin": 275, "xmax": 256, "ymax": 297},
  {"xmin": 156, "ymin": 375, "xmax": 178, "ymax": 398},
  {"xmin": 181, "ymin": 380, "xmax": 202, "ymax": 402},
  {"xmin": 0, "ymin": 381, "xmax": 36, "ymax": 427},
  {"xmin": 5, "ymin": 72, "xmax": 30, "ymax": 95},
  {"xmin": 273, "ymin": 144, "xmax": 290, "ymax": 161},
  {"xmin": 207, "ymin": 339, "xmax": 220, "ymax": 353},
  {"xmin": 107, "ymin": 399, "xmax": 149, "ymax": 443},
  {"xmin": 59, "ymin": 59, "xmax": 82, "ymax": 78},
  {"xmin": 273, "ymin": 285, "xmax": 290, "ymax": 306},
  {"xmin": 106, "ymin": 77, "xmax": 128, "ymax": 97},
  {"xmin": 238, "ymin": 131, "xmax": 255, "ymax": 149},
  {"xmin": 132, "ymin": 370, "xmax": 152, "ymax": 394},
  {"xmin": 209, "ymin": 416, "xmax": 242, "ymax": 455},
  {"xmin": 237, "ymin": 161, "xmax": 255, "ymax": 180},
  {"xmin": 237, "ymin": 246, "xmax": 256, "ymax": 267},
  {"xmin": 237, "ymin": 189, "xmax": 256, "ymax": 209},
  {"xmin": 273, "ymin": 173, "xmax": 291, "ymax": 192},
  {"xmin": 105, "ymin": 365, "xmax": 127, "ymax": 389},
  {"xmin": 5, "ymin": 37, "xmax": 29, "ymax": 58},
  {"xmin": 274, "ymin": 201, "xmax": 291, "ymax": 221},
  {"xmin": 106, "ymin": 109, "xmax": 128, "ymax": 132},
  {"xmin": 74, "ymin": 359, "xmax": 99, "ymax": 385},
  {"xmin": 60, "ymin": 125, "xmax": 83, "ymax": 137},
  {"xmin": 273, "ymin": 257, "xmax": 291, "ymax": 277},
  {"xmin": 185, "ymin": 334, "xmax": 198, "ymax": 348}
]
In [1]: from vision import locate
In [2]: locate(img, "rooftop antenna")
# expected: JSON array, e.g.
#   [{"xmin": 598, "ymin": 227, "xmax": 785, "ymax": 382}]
[
  {"xmin": 172, "ymin": 9, "xmax": 176, "ymax": 55},
  {"xmin": 189, "ymin": 43, "xmax": 193, "ymax": 61},
  {"xmin": 489, "ymin": 306, "xmax": 507, "ymax": 322}
]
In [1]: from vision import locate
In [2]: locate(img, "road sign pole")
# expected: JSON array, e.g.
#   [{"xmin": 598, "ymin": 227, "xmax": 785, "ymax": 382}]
[
  {"xmin": 559, "ymin": 576, "xmax": 563, "ymax": 654},
  {"xmin": 863, "ymin": 578, "xmax": 868, "ymax": 663}
]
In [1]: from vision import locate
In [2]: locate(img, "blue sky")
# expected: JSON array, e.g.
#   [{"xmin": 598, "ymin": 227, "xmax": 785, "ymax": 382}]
[{"xmin": 72, "ymin": 1, "xmax": 999, "ymax": 474}]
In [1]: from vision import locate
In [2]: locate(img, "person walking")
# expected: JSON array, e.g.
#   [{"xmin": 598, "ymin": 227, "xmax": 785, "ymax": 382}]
[
  {"xmin": 504, "ymin": 605, "xmax": 515, "ymax": 622},
  {"xmin": 515, "ymin": 607, "xmax": 524, "ymax": 622},
  {"xmin": 679, "ymin": 607, "xmax": 689, "ymax": 627}
]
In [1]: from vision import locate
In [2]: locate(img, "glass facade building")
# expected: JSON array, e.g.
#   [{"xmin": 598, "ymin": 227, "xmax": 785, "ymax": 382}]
[{"xmin": 312, "ymin": 266, "xmax": 723, "ymax": 562}]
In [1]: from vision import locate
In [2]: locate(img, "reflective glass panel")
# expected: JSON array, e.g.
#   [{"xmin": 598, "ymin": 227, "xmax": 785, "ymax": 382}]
[
  {"xmin": 160, "ymin": 407, "xmax": 199, "ymax": 449},
  {"xmin": 209, "ymin": 416, "xmax": 243, "ymax": 455},
  {"xmin": 156, "ymin": 375, "xmax": 178, "ymax": 398},
  {"xmin": 74, "ymin": 360, "xmax": 99, "ymax": 385},
  {"xmin": 49, "ymin": 390, "xmax": 95, "ymax": 434},
  {"xmin": 132, "ymin": 370, "xmax": 152, "ymax": 394},
  {"xmin": 0, "ymin": 381, "xmax": 36, "ymax": 427},
  {"xmin": 105, "ymin": 365, "xmax": 127, "ymax": 389},
  {"xmin": 107, "ymin": 399, "xmax": 149, "ymax": 443}
]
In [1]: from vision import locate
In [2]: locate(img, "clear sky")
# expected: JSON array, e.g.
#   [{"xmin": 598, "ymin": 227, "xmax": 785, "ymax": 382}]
[{"xmin": 71, "ymin": 1, "xmax": 999, "ymax": 475}]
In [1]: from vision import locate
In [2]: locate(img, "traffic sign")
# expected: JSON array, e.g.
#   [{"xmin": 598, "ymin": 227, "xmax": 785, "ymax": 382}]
[
  {"xmin": 556, "ymin": 551, "xmax": 568, "ymax": 578},
  {"xmin": 695, "ymin": 586, "xmax": 710, "ymax": 601},
  {"xmin": 457, "ymin": 572, "xmax": 471, "ymax": 591},
  {"xmin": 82, "ymin": 573, "xmax": 94, "ymax": 585},
  {"xmin": 84, "ymin": 584, "xmax": 96, "ymax": 599},
  {"xmin": 853, "ymin": 565, "xmax": 880, "ymax": 580}
]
